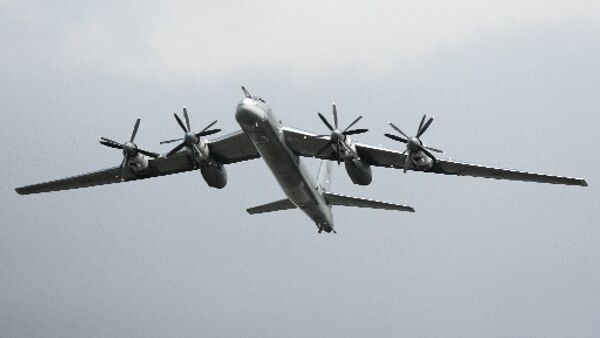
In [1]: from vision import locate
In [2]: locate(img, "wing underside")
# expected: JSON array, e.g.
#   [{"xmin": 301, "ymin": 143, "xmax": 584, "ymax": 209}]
[
  {"xmin": 16, "ymin": 129, "xmax": 261, "ymax": 195},
  {"xmin": 15, "ymin": 152, "xmax": 196, "ymax": 195},
  {"xmin": 207, "ymin": 130, "xmax": 260, "ymax": 164},
  {"xmin": 282, "ymin": 127, "xmax": 587, "ymax": 186}
]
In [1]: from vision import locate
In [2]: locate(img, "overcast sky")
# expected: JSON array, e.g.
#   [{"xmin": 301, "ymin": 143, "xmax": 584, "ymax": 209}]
[{"xmin": 2, "ymin": 1, "xmax": 599, "ymax": 337}]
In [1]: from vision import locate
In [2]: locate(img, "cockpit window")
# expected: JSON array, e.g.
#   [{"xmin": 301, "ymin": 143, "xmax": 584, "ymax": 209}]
[{"xmin": 255, "ymin": 97, "xmax": 266, "ymax": 103}]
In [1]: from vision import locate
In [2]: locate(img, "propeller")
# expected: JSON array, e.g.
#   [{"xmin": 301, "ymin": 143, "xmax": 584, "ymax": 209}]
[
  {"xmin": 384, "ymin": 114, "xmax": 443, "ymax": 173},
  {"xmin": 315, "ymin": 103, "xmax": 368, "ymax": 164},
  {"xmin": 99, "ymin": 118, "xmax": 159, "ymax": 179},
  {"xmin": 161, "ymin": 107, "xmax": 221, "ymax": 160}
]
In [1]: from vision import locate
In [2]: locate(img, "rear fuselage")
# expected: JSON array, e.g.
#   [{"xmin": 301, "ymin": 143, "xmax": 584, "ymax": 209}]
[{"xmin": 235, "ymin": 97, "xmax": 334, "ymax": 232}]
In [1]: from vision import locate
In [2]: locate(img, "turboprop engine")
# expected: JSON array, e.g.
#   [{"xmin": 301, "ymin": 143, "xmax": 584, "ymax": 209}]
[
  {"xmin": 384, "ymin": 114, "xmax": 444, "ymax": 172},
  {"xmin": 344, "ymin": 157, "xmax": 372, "ymax": 185},
  {"xmin": 200, "ymin": 160, "xmax": 227, "ymax": 189},
  {"xmin": 314, "ymin": 103, "xmax": 372, "ymax": 185},
  {"xmin": 161, "ymin": 107, "xmax": 226, "ymax": 188},
  {"xmin": 315, "ymin": 103, "xmax": 369, "ymax": 164},
  {"xmin": 99, "ymin": 118, "xmax": 159, "ymax": 178}
]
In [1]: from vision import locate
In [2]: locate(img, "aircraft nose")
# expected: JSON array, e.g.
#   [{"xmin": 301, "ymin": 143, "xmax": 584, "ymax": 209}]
[{"xmin": 236, "ymin": 101, "xmax": 267, "ymax": 125}]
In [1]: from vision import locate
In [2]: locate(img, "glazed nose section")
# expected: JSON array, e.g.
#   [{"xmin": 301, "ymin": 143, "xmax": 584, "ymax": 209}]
[{"xmin": 236, "ymin": 99, "xmax": 267, "ymax": 125}]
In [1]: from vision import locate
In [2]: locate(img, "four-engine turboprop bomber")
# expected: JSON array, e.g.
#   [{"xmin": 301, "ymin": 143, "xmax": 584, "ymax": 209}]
[{"xmin": 15, "ymin": 87, "xmax": 588, "ymax": 233}]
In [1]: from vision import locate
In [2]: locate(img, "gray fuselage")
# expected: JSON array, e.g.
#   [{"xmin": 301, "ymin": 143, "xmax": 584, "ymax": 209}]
[{"xmin": 235, "ymin": 97, "xmax": 334, "ymax": 232}]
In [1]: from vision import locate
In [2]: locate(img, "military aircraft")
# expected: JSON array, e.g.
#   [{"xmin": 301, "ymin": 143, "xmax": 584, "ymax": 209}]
[{"xmin": 15, "ymin": 87, "xmax": 588, "ymax": 233}]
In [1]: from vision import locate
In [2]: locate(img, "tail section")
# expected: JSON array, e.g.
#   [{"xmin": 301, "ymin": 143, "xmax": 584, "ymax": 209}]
[
  {"xmin": 323, "ymin": 192, "xmax": 415, "ymax": 212},
  {"xmin": 317, "ymin": 159, "xmax": 414, "ymax": 212},
  {"xmin": 245, "ymin": 159, "xmax": 414, "ymax": 223}
]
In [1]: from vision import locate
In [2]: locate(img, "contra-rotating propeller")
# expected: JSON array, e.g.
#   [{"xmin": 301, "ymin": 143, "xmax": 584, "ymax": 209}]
[
  {"xmin": 315, "ymin": 103, "xmax": 368, "ymax": 164},
  {"xmin": 384, "ymin": 114, "xmax": 443, "ymax": 173},
  {"xmin": 161, "ymin": 107, "xmax": 221, "ymax": 159},
  {"xmin": 99, "ymin": 118, "xmax": 159, "ymax": 179}
]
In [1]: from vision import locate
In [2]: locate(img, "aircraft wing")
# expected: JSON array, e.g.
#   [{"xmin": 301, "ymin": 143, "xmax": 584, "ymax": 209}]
[
  {"xmin": 15, "ymin": 152, "xmax": 196, "ymax": 195},
  {"xmin": 16, "ymin": 130, "xmax": 260, "ymax": 195},
  {"xmin": 282, "ymin": 127, "xmax": 588, "ymax": 186},
  {"xmin": 207, "ymin": 129, "xmax": 260, "ymax": 164}
]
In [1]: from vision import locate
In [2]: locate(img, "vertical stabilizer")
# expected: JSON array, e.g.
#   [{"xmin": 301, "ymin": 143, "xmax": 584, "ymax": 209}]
[{"xmin": 317, "ymin": 160, "xmax": 332, "ymax": 192}]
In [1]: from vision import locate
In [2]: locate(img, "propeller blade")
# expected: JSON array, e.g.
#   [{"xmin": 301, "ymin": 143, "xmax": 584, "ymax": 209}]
[
  {"xmin": 191, "ymin": 144, "xmax": 204, "ymax": 168},
  {"xmin": 99, "ymin": 137, "xmax": 123, "ymax": 147},
  {"xmin": 174, "ymin": 113, "xmax": 188, "ymax": 132},
  {"xmin": 417, "ymin": 117, "xmax": 434, "ymax": 138},
  {"xmin": 343, "ymin": 115, "xmax": 363, "ymax": 132},
  {"xmin": 100, "ymin": 140, "xmax": 124, "ymax": 150},
  {"xmin": 100, "ymin": 136, "xmax": 119, "ymax": 144},
  {"xmin": 315, "ymin": 141, "xmax": 333, "ymax": 157},
  {"xmin": 417, "ymin": 114, "xmax": 426, "ymax": 135},
  {"xmin": 119, "ymin": 156, "xmax": 127, "ymax": 179},
  {"xmin": 389, "ymin": 122, "xmax": 408, "ymax": 138},
  {"xmin": 332, "ymin": 103, "xmax": 338, "ymax": 129},
  {"xmin": 343, "ymin": 128, "xmax": 369, "ymax": 135},
  {"xmin": 183, "ymin": 107, "xmax": 191, "ymax": 131},
  {"xmin": 137, "ymin": 149, "xmax": 159, "ymax": 158},
  {"xmin": 404, "ymin": 150, "xmax": 411, "ymax": 174},
  {"xmin": 201, "ymin": 120, "xmax": 218, "ymax": 132},
  {"xmin": 337, "ymin": 142, "xmax": 342, "ymax": 165},
  {"xmin": 318, "ymin": 112, "xmax": 334, "ymax": 131},
  {"xmin": 192, "ymin": 144, "xmax": 203, "ymax": 158},
  {"xmin": 165, "ymin": 142, "xmax": 186, "ymax": 157},
  {"xmin": 196, "ymin": 129, "xmax": 221, "ymax": 137},
  {"xmin": 160, "ymin": 138, "xmax": 183, "ymax": 144},
  {"xmin": 130, "ymin": 118, "xmax": 141, "ymax": 142},
  {"xmin": 415, "ymin": 144, "xmax": 437, "ymax": 167},
  {"xmin": 242, "ymin": 86, "xmax": 251, "ymax": 98},
  {"xmin": 424, "ymin": 145, "xmax": 444, "ymax": 153},
  {"xmin": 384, "ymin": 133, "xmax": 408, "ymax": 143}
]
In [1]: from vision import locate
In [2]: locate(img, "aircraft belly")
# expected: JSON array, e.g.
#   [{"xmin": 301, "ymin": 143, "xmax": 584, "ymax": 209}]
[
  {"xmin": 244, "ymin": 123, "xmax": 319, "ymax": 208},
  {"xmin": 238, "ymin": 118, "xmax": 333, "ymax": 229}
]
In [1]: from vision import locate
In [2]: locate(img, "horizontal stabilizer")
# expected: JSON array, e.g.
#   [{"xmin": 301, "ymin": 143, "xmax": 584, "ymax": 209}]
[
  {"xmin": 247, "ymin": 198, "xmax": 297, "ymax": 215},
  {"xmin": 323, "ymin": 192, "xmax": 415, "ymax": 212}
]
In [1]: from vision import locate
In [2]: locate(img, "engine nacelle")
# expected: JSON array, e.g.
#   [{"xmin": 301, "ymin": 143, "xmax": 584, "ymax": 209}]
[
  {"xmin": 344, "ymin": 157, "xmax": 372, "ymax": 185},
  {"xmin": 200, "ymin": 160, "xmax": 227, "ymax": 189},
  {"xmin": 127, "ymin": 154, "xmax": 149, "ymax": 172},
  {"xmin": 411, "ymin": 151, "xmax": 434, "ymax": 170}
]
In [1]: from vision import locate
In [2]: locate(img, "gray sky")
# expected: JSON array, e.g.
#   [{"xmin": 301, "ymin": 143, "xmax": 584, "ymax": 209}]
[{"xmin": 1, "ymin": 1, "xmax": 599, "ymax": 337}]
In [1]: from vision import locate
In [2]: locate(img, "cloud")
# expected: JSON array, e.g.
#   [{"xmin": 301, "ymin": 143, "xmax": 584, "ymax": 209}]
[{"xmin": 2, "ymin": 1, "xmax": 600, "ymax": 79}]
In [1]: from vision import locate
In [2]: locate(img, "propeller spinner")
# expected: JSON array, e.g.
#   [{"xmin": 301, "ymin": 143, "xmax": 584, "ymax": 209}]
[
  {"xmin": 315, "ymin": 103, "xmax": 368, "ymax": 164},
  {"xmin": 384, "ymin": 114, "xmax": 443, "ymax": 173},
  {"xmin": 161, "ymin": 107, "xmax": 221, "ymax": 159},
  {"xmin": 99, "ymin": 118, "xmax": 159, "ymax": 179}
]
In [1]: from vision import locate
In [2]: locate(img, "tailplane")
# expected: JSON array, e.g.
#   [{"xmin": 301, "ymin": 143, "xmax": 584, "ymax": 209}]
[
  {"xmin": 245, "ymin": 159, "xmax": 414, "ymax": 216},
  {"xmin": 323, "ymin": 192, "xmax": 415, "ymax": 212},
  {"xmin": 246, "ymin": 198, "xmax": 296, "ymax": 215}
]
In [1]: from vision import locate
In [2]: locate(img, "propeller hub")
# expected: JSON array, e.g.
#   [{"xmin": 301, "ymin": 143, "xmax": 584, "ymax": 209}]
[
  {"xmin": 123, "ymin": 142, "xmax": 137, "ymax": 157},
  {"xmin": 184, "ymin": 132, "xmax": 198, "ymax": 145},
  {"xmin": 331, "ymin": 129, "xmax": 345, "ymax": 142},
  {"xmin": 407, "ymin": 136, "xmax": 422, "ymax": 151}
]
